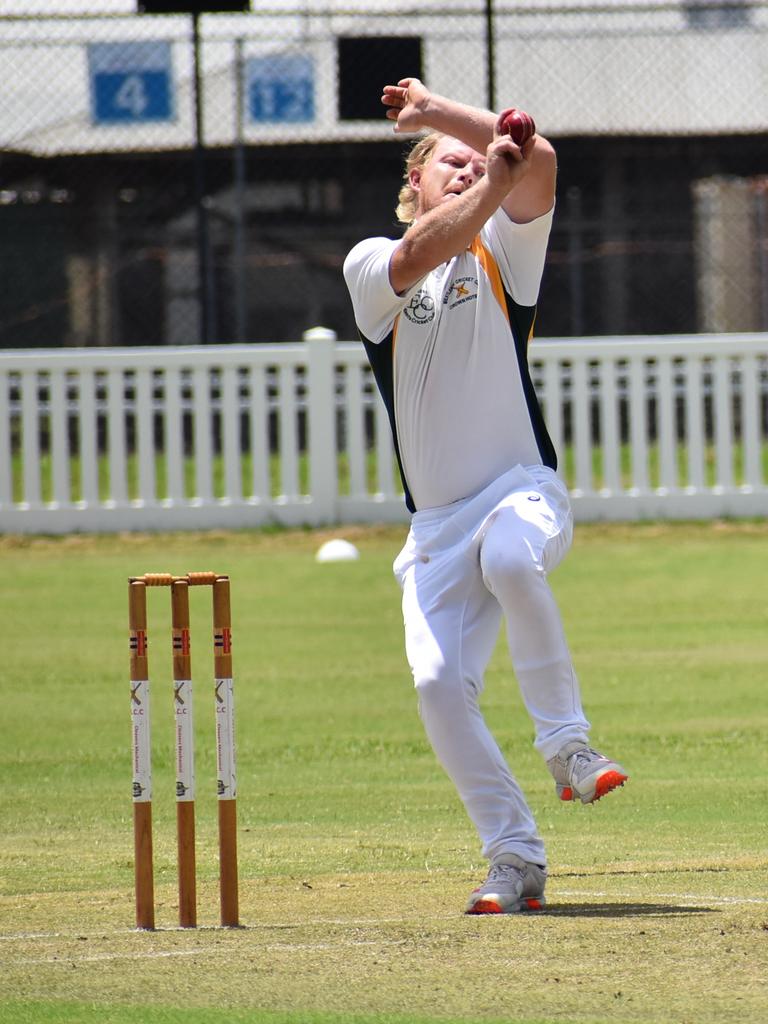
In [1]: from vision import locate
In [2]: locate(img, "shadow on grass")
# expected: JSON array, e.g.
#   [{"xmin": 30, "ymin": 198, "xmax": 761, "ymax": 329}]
[
  {"xmin": 545, "ymin": 902, "xmax": 716, "ymax": 917},
  {"xmin": 556, "ymin": 867, "xmax": 731, "ymax": 878}
]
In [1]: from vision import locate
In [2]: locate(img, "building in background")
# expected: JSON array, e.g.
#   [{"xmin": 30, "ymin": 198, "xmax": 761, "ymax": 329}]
[{"xmin": 1, "ymin": 0, "xmax": 767, "ymax": 346}]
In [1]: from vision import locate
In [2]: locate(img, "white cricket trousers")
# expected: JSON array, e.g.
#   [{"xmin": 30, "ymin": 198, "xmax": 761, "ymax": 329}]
[{"xmin": 393, "ymin": 464, "xmax": 591, "ymax": 867}]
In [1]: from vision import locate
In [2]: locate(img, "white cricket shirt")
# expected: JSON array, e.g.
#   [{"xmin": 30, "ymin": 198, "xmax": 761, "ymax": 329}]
[{"xmin": 343, "ymin": 206, "xmax": 556, "ymax": 512}]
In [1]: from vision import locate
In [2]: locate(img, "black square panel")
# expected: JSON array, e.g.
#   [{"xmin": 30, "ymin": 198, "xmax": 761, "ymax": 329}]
[
  {"xmin": 337, "ymin": 36, "xmax": 423, "ymax": 121},
  {"xmin": 138, "ymin": 2, "xmax": 249, "ymax": 14}
]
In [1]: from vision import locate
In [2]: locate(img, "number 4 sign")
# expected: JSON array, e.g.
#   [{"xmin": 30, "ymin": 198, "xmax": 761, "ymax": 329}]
[{"xmin": 89, "ymin": 41, "xmax": 174, "ymax": 125}]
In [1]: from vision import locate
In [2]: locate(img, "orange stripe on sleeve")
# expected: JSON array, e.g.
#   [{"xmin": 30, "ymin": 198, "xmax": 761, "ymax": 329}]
[{"xmin": 470, "ymin": 237, "xmax": 510, "ymax": 325}]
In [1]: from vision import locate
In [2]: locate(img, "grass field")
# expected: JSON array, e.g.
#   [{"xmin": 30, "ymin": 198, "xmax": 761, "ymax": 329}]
[{"xmin": 0, "ymin": 521, "xmax": 766, "ymax": 1024}]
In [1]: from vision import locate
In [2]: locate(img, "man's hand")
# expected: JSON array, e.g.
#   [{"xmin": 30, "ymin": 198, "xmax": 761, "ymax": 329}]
[
  {"xmin": 485, "ymin": 130, "xmax": 534, "ymax": 195},
  {"xmin": 381, "ymin": 77, "xmax": 432, "ymax": 133}
]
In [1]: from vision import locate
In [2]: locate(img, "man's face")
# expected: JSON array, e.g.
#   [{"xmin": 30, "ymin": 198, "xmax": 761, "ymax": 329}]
[{"xmin": 410, "ymin": 136, "xmax": 486, "ymax": 218}]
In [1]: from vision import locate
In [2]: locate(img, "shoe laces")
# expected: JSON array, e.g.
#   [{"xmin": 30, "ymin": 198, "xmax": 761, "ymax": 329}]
[
  {"xmin": 565, "ymin": 747, "xmax": 611, "ymax": 784},
  {"xmin": 570, "ymin": 746, "xmax": 603, "ymax": 769},
  {"xmin": 486, "ymin": 861, "xmax": 524, "ymax": 885}
]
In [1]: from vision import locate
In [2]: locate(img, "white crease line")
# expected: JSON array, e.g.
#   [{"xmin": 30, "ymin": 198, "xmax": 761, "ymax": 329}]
[
  {"xmin": 0, "ymin": 919, "xmax": 454, "ymax": 941},
  {"xmin": 3, "ymin": 949, "xmax": 206, "ymax": 964},
  {"xmin": 1, "ymin": 891, "xmax": 765, "ymax": 946},
  {"xmin": 2, "ymin": 939, "xmax": 410, "ymax": 966}
]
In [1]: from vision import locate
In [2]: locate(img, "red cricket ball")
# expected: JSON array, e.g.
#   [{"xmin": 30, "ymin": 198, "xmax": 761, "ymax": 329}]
[{"xmin": 498, "ymin": 107, "xmax": 536, "ymax": 147}]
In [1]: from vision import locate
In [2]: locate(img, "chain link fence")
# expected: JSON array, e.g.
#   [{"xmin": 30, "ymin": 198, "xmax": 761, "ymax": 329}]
[{"xmin": 1, "ymin": 1, "xmax": 767, "ymax": 347}]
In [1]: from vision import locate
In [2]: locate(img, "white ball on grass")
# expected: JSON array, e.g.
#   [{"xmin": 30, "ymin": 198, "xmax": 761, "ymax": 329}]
[{"xmin": 315, "ymin": 538, "xmax": 360, "ymax": 563}]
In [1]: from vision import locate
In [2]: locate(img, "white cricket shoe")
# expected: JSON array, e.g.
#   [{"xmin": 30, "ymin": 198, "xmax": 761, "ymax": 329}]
[
  {"xmin": 465, "ymin": 854, "xmax": 547, "ymax": 915},
  {"xmin": 547, "ymin": 741, "xmax": 628, "ymax": 804}
]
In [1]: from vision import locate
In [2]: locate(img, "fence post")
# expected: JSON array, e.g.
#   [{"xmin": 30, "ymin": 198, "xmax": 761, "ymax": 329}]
[{"xmin": 305, "ymin": 327, "xmax": 338, "ymax": 524}]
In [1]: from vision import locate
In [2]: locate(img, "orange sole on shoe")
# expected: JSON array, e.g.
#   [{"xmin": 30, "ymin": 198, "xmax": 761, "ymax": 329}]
[
  {"xmin": 558, "ymin": 771, "xmax": 628, "ymax": 803},
  {"xmin": 467, "ymin": 899, "xmax": 504, "ymax": 914},
  {"xmin": 466, "ymin": 897, "xmax": 545, "ymax": 915},
  {"xmin": 593, "ymin": 770, "xmax": 628, "ymax": 801}
]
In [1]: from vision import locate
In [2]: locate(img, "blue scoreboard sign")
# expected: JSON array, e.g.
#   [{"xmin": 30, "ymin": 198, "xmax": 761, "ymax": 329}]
[
  {"xmin": 89, "ymin": 42, "xmax": 174, "ymax": 125},
  {"xmin": 246, "ymin": 54, "xmax": 314, "ymax": 124}
]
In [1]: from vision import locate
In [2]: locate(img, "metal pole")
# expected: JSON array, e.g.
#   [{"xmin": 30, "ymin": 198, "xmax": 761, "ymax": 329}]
[
  {"xmin": 755, "ymin": 183, "xmax": 768, "ymax": 331},
  {"xmin": 192, "ymin": 11, "xmax": 214, "ymax": 344},
  {"xmin": 485, "ymin": 0, "xmax": 496, "ymax": 111},
  {"xmin": 567, "ymin": 186, "xmax": 584, "ymax": 337},
  {"xmin": 233, "ymin": 37, "xmax": 247, "ymax": 344}
]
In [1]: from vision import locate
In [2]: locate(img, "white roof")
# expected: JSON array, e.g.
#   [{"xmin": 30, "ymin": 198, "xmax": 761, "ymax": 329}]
[{"xmin": 2, "ymin": 2, "xmax": 767, "ymax": 154}]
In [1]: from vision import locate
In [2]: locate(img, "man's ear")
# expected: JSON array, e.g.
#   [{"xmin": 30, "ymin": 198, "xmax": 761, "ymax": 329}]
[{"xmin": 409, "ymin": 167, "xmax": 422, "ymax": 191}]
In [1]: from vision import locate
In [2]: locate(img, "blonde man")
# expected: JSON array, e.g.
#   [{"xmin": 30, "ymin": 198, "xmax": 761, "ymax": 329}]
[{"xmin": 343, "ymin": 79, "xmax": 628, "ymax": 915}]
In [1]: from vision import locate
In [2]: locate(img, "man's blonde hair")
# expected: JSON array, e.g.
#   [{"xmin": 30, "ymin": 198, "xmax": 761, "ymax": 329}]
[{"xmin": 395, "ymin": 132, "xmax": 445, "ymax": 225}]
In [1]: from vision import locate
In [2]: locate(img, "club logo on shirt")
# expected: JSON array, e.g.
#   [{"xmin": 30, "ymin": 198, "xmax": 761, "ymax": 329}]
[
  {"xmin": 443, "ymin": 276, "xmax": 479, "ymax": 310},
  {"xmin": 403, "ymin": 289, "xmax": 436, "ymax": 324}
]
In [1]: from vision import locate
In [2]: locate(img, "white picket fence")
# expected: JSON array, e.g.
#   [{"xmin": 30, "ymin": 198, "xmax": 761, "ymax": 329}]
[{"xmin": 0, "ymin": 328, "xmax": 767, "ymax": 534}]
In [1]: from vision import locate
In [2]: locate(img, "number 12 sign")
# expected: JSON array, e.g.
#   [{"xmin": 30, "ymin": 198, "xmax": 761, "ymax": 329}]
[
  {"xmin": 89, "ymin": 41, "xmax": 174, "ymax": 125},
  {"xmin": 246, "ymin": 54, "xmax": 314, "ymax": 123}
]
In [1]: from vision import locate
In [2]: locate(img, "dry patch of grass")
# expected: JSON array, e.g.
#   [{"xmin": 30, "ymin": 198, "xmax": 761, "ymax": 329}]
[{"xmin": 2, "ymin": 860, "xmax": 767, "ymax": 1024}]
